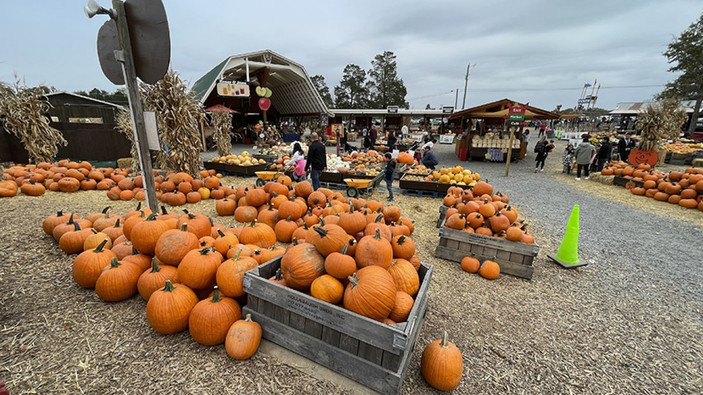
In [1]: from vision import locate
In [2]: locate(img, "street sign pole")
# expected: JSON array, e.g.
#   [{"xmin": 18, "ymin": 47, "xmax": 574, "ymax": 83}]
[
  {"xmin": 505, "ymin": 104, "xmax": 525, "ymax": 177},
  {"xmin": 112, "ymin": 0, "xmax": 158, "ymax": 212}
]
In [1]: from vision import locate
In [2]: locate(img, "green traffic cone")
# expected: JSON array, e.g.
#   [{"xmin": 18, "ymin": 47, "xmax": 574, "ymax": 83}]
[{"xmin": 549, "ymin": 205, "xmax": 587, "ymax": 268}]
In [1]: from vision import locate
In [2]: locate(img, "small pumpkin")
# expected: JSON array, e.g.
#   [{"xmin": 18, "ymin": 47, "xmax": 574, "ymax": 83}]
[
  {"xmin": 310, "ymin": 274, "xmax": 344, "ymax": 304},
  {"xmin": 137, "ymin": 258, "xmax": 179, "ymax": 301},
  {"xmin": 343, "ymin": 265, "xmax": 397, "ymax": 321},
  {"xmin": 188, "ymin": 286, "xmax": 242, "ymax": 346},
  {"xmin": 388, "ymin": 291, "xmax": 414, "ymax": 323},
  {"xmin": 95, "ymin": 257, "xmax": 142, "ymax": 302},
  {"xmin": 177, "ymin": 247, "xmax": 223, "ymax": 290},
  {"xmin": 355, "ymin": 228, "xmax": 393, "ymax": 269},
  {"xmin": 224, "ymin": 314, "xmax": 262, "ymax": 360},
  {"xmin": 479, "ymin": 259, "xmax": 500, "ymax": 280},
  {"xmin": 324, "ymin": 244, "xmax": 357, "ymax": 281},
  {"xmin": 391, "ymin": 235, "xmax": 416, "ymax": 260},
  {"xmin": 421, "ymin": 330, "xmax": 463, "ymax": 391},
  {"xmin": 216, "ymin": 251, "xmax": 258, "ymax": 298},
  {"xmin": 146, "ymin": 280, "xmax": 198, "ymax": 334},
  {"xmin": 72, "ymin": 239, "xmax": 116, "ymax": 289},
  {"xmin": 460, "ymin": 256, "xmax": 480, "ymax": 273}
]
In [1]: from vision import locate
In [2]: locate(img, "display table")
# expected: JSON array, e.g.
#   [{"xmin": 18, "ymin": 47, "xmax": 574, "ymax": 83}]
[
  {"xmin": 439, "ymin": 134, "xmax": 455, "ymax": 144},
  {"xmin": 282, "ymin": 133, "xmax": 301, "ymax": 142}
]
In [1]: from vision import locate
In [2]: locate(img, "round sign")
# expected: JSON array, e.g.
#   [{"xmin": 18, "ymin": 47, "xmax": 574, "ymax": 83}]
[{"xmin": 258, "ymin": 98, "xmax": 271, "ymax": 111}]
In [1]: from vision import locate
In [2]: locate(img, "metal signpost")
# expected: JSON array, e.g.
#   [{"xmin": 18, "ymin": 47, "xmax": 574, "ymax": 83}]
[{"xmin": 505, "ymin": 104, "xmax": 525, "ymax": 177}]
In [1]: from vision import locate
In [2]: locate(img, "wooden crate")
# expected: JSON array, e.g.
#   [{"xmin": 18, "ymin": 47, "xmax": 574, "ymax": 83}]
[
  {"xmin": 435, "ymin": 221, "xmax": 539, "ymax": 280},
  {"xmin": 613, "ymin": 176, "xmax": 644, "ymax": 188},
  {"xmin": 242, "ymin": 258, "xmax": 433, "ymax": 395},
  {"xmin": 203, "ymin": 162, "xmax": 267, "ymax": 176},
  {"xmin": 399, "ymin": 174, "xmax": 437, "ymax": 192},
  {"xmin": 319, "ymin": 171, "xmax": 343, "ymax": 183}
]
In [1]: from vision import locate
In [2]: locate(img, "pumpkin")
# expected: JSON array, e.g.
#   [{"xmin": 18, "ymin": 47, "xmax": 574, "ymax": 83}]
[
  {"xmin": 388, "ymin": 259, "xmax": 420, "ymax": 296},
  {"xmin": 473, "ymin": 181, "xmax": 493, "ymax": 196},
  {"xmin": 338, "ymin": 206, "xmax": 367, "ymax": 234},
  {"xmin": 53, "ymin": 214, "xmax": 91, "ymax": 241},
  {"xmin": 324, "ymin": 244, "xmax": 357, "ymax": 281},
  {"xmin": 388, "ymin": 291, "xmax": 414, "ymax": 323},
  {"xmin": 460, "ymin": 256, "xmax": 480, "ymax": 273},
  {"xmin": 215, "ymin": 197, "xmax": 237, "ymax": 216},
  {"xmin": 421, "ymin": 330, "xmax": 463, "ymax": 391},
  {"xmin": 146, "ymin": 280, "xmax": 198, "ymax": 334},
  {"xmin": 72, "ymin": 239, "xmax": 116, "ymax": 289},
  {"xmin": 279, "ymin": 198, "xmax": 304, "ymax": 220},
  {"xmin": 306, "ymin": 224, "xmax": 349, "ymax": 257},
  {"xmin": 294, "ymin": 180, "xmax": 313, "ymax": 198},
  {"xmin": 257, "ymin": 205, "xmax": 280, "ymax": 228},
  {"xmin": 137, "ymin": 258, "xmax": 179, "ymax": 301},
  {"xmin": 83, "ymin": 230, "xmax": 112, "ymax": 251},
  {"xmin": 176, "ymin": 211, "xmax": 212, "ymax": 239},
  {"xmin": 355, "ymin": 228, "xmax": 393, "ymax": 269},
  {"xmin": 42, "ymin": 210, "xmax": 71, "ymax": 235},
  {"xmin": 269, "ymin": 268, "xmax": 287, "ymax": 286},
  {"xmin": 307, "ymin": 191, "xmax": 327, "ymax": 207},
  {"xmin": 129, "ymin": 214, "xmax": 170, "ymax": 255},
  {"xmin": 310, "ymin": 274, "xmax": 344, "ymax": 304},
  {"xmin": 20, "ymin": 180, "xmax": 45, "ymax": 196},
  {"xmin": 488, "ymin": 211, "xmax": 510, "ymax": 233},
  {"xmin": 188, "ymin": 286, "xmax": 242, "ymax": 346},
  {"xmin": 122, "ymin": 210, "xmax": 147, "ymax": 240},
  {"xmin": 382, "ymin": 205, "xmax": 401, "ymax": 224},
  {"xmin": 280, "ymin": 242, "xmax": 325, "ymax": 291},
  {"xmin": 177, "ymin": 247, "xmax": 223, "ymax": 290},
  {"xmin": 94, "ymin": 258, "xmax": 142, "ymax": 302},
  {"xmin": 259, "ymin": 246, "xmax": 286, "ymax": 263},
  {"xmin": 239, "ymin": 220, "xmax": 277, "ymax": 248},
  {"xmin": 363, "ymin": 214, "xmax": 392, "ymax": 241},
  {"xmin": 215, "ymin": 251, "xmax": 258, "ymax": 298},
  {"xmin": 59, "ymin": 222, "xmax": 94, "ymax": 254},
  {"xmin": 152, "ymin": 223, "xmax": 199, "ymax": 266},
  {"xmin": 505, "ymin": 226, "xmax": 524, "ymax": 242},
  {"xmin": 343, "ymin": 265, "xmax": 397, "ymax": 321},
  {"xmin": 244, "ymin": 188, "xmax": 267, "ymax": 207},
  {"xmin": 234, "ymin": 205, "xmax": 258, "ymax": 223},
  {"xmin": 445, "ymin": 213, "xmax": 466, "ymax": 230},
  {"xmin": 391, "ymin": 235, "xmax": 416, "ymax": 260},
  {"xmin": 225, "ymin": 314, "xmax": 262, "ymax": 360},
  {"xmin": 0, "ymin": 180, "xmax": 18, "ymax": 197},
  {"xmin": 397, "ymin": 217, "xmax": 414, "ymax": 235},
  {"xmin": 274, "ymin": 216, "xmax": 298, "ymax": 243},
  {"xmin": 479, "ymin": 260, "xmax": 500, "ymax": 280}
]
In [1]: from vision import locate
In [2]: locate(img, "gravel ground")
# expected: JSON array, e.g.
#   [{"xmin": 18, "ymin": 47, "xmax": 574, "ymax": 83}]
[{"xmin": 0, "ymin": 139, "xmax": 701, "ymax": 394}]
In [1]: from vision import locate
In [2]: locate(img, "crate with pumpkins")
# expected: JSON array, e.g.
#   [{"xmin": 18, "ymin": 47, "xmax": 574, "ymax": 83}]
[{"xmin": 435, "ymin": 181, "xmax": 539, "ymax": 280}]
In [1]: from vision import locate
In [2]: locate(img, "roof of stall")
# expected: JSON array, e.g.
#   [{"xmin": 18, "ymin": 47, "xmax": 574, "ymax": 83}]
[
  {"xmin": 449, "ymin": 98, "xmax": 560, "ymax": 120},
  {"xmin": 191, "ymin": 49, "xmax": 333, "ymax": 116}
]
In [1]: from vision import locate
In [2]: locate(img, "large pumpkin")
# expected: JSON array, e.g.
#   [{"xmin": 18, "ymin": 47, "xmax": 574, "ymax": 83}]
[
  {"xmin": 72, "ymin": 239, "xmax": 117, "ymax": 289},
  {"xmin": 388, "ymin": 258, "xmax": 420, "ymax": 296},
  {"xmin": 239, "ymin": 220, "xmax": 277, "ymax": 248},
  {"xmin": 343, "ymin": 265, "xmax": 397, "ymax": 321},
  {"xmin": 177, "ymin": 247, "xmax": 223, "ymax": 290},
  {"xmin": 307, "ymin": 224, "xmax": 349, "ymax": 256},
  {"xmin": 94, "ymin": 258, "xmax": 142, "ymax": 302},
  {"xmin": 137, "ymin": 258, "xmax": 179, "ymax": 301},
  {"xmin": 130, "ymin": 214, "xmax": 171, "ymax": 255},
  {"xmin": 146, "ymin": 280, "xmax": 198, "ymax": 334},
  {"xmin": 355, "ymin": 229, "xmax": 393, "ymax": 269},
  {"xmin": 421, "ymin": 330, "xmax": 463, "ymax": 391},
  {"xmin": 280, "ymin": 242, "xmax": 325, "ymax": 291},
  {"xmin": 324, "ymin": 245, "xmax": 356, "ymax": 281},
  {"xmin": 188, "ymin": 286, "xmax": 242, "ymax": 346},
  {"xmin": 154, "ymin": 223, "xmax": 199, "ymax": 266},
  {"xmin": 216, "ymin": 251, "xmax": 258, "ymax": 298}
]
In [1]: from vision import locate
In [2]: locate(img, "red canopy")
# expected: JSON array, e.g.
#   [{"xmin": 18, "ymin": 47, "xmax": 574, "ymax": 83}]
[{"xmin": 205, "ymin": 104, "xmax": 238, "ymax": 113}]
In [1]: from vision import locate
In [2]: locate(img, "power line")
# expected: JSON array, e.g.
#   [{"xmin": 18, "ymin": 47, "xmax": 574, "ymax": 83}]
[{"xmin": 408, "ymin": 84, "xmax": 666, "ymax": 101}]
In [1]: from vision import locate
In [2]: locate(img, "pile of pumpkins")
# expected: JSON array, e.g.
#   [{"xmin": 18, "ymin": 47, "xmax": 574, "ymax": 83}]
[
  {"xmin": 112, "ymin": 170, "xmax": 225, "ymax": 206},
  {"xmin": 441, "ymin": 182, "xmax": 535, "ymax": 244},
  {"xmin": 602, "ymin": 163, "xmax": 703, "ymax": 210},
  {"xmin": 427, "ymin": 166, "xmax": 481, "ymax": 185},
  {"xmin": 1, "ymin": 161, "xmax": 133, "ymax": 197},
  {"xmin": 42, "ymin": 205, "xmax": 263, "ymax": 360},
  {"xmin": 210, "ymin": 151, "xmax": 266, "ymax": 166},
  {"xmin": 215, "ymin": 177, "xmax": 423, "ymax": 325}
]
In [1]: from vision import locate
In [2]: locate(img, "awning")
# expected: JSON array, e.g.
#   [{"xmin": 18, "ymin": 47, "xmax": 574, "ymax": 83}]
[{"xmin": 449, "ymin": 98, "xmax": 560, "ymax": 120}]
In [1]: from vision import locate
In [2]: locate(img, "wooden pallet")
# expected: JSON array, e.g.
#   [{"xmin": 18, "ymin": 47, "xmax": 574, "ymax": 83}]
[
  {"xmin": 401, "ymin": 189, "xmax": 439, "ymax": 198},
  {"xmin": 243, "ymin": 258, "xmax": 433, "ymax": 395},
  {"xmin": 435, "ymin": 220, "xmax": 539, "ymax": 280}
]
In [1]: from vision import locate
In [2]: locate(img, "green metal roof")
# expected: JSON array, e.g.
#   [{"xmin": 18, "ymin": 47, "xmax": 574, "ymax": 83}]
[{"xmin": 191, "ymin": 58, "xmax": 228, "ymax": 101}]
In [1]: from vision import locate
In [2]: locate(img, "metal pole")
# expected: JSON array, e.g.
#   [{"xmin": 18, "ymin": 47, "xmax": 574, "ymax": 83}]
[
  {"xmin": 112, "ymin": 0, "xmax": 158, "ymax": 212},
  {"xmin": 454, "ymin": 89, "xmax": 459, "ymax": 109},
  {"xmin": 462, "ymin": 63, "xmax": 470, "ymax": 109},
  {"xmin": 505, "ymin": 121, "xmax": 515, "ymax": 177}
]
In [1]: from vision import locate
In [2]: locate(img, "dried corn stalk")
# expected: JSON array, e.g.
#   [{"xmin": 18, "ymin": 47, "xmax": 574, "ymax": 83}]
[
  {"xmin": 115, "ymin": 109, "xmax": 138, "ymax": 170},
  {"xmin": 636, "ymin": 98, "xmax": 687, "ymax": 152},
  {"xmin": 210, "ymin": 111, "xmax": 233, "ymax": 156},
  {"xmin": 0, "ymin": 80, "xmax": 67, "ymax": 163},
  {"xmin": 141, "ymin": 70, "xmax": 204, "ymax": 173}
]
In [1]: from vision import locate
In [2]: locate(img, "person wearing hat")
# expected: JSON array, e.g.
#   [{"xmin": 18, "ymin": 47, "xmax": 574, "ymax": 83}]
[
  {"xmin": 574, "ymin": 134, "xmax": 596, "ymax": 180},
  {"xmin": 421, "ymin": 145, "xmax": 439, "ymax": 170}
]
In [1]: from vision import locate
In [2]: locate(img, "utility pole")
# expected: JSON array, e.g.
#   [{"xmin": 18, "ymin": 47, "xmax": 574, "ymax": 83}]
[
  {"xmin": 454, "ymin": 89, "xmax": 459, "ymax": 109},
  {"xmin": 461, "ymin": 63, "xmax": 475, "ymax": 109}
]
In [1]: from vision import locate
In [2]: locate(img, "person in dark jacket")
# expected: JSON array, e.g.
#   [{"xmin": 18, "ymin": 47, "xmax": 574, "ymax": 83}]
[
  {"xmin": 370, "ymin": 126, "xmax": 378, "ymax": 148},
  {"xmin": 534, "ymin": 137, "xmax": 555, "ymax": 172},
  {"xmin": 421, "ymin": 146, "xmax": 439, "ymax": 169},
  {"xmin": 387, "ymin": 130, "xmax": 397, "ymax": 152},
  {"xmin": 618, "ymin": 134, "xmax": 636, "ymax": 161},
  {"xmin": 596, "ymin": 137, "xmax": 612, "ymax": 171},
  {"xmin": 384, "ymin": 152, "xmax": 396, "ymax": 201},
  {"xmin": 305, "ymin": 132, "xmax": 327, "ymax": 190}
]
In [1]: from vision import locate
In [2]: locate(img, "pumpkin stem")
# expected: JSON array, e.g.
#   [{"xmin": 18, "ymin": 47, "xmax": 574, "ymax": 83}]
[
  {"xmin": 211, "ymin": 286, "xmax": 221, "ymax": 302},
  {"xmin": 232, "ymin": 249, "xmax": 242, "ymax": 261},
  {"xmin": 397, "ymin": 235, "xmax": 406, "ymax": 245},
  {"xmin": 188, "ymin": 213, "xmax": 196, "ymax": 220},
  {"xmin": 132, "ymin": 247, "xmax": 138, "ymax": 255},
  {"xmin": 374, "ymin": 214, "xmax": 384, "ymax": 223},
  {"xmin": 374, "ymin": 228, "xmax": 381, "ymax": 240},
  {"xmin": 109, "ymin": 257, "xmax": 121, "ymax": 268},
  {"xmin": 199, "ymin": 247, "xmax": 211, "ymax": 255},
  {"xmin": 286, "ymin": 216, "xmax": 292, "ymax": 221},
  {"xmin": 145, "ymin": 213, "xmax": 157, "ymax": 221},
  {"xmin": 209, "ymin": 217, "xmax": 214, "ymax": 226},
  {"xmin": 348, "ymin": 238, "xmax": 356, "ymax": 246},
  {"xmin": 67, "ymin": 213, "xmax": 75, "ymax": 225},
  {"xmin": 274, "ymin": 268, "xmax": 283, "ymax": 281},
  {"xmin": 319, "ymin": 217, "xmax": 326, "ymax": 226},
  {"xmin": 180, "ymin": 223, "xmax": 189, "ymax": 232},
  {"xmin": 102, "ymin": 206, "xmax": 111, "ymax": 214},
  {"xmin": 244, "ymin": 314, "xmax": 252, "ymax": 322},
  {"xmin": 56, "ymin": 210, "xmax": 63, "ymax": 217},
  {"xmin": 440, "ymin": 330, "xmax": 449, "ymax": 348},
  {"xmin": 313, "ymin": 226, "xmax": 328, "ymax": 237},
  {"xmin": 347, "ymin": 273, "xmax": 359, "ymax": 288},
  {"xmin": 91, "ymin": 229, "xmax": 98, "ymax": 234},
  {"xmin": 73, "ymin": 222, "xmax": 81, "ymax": 231},
  {"xmin": 341, "ymin": 243, "xmax": 348, "ymax": 255},
  {"xmin": 160, "ymin": 205, "xmax": 168, "ymax": 215},
  {"xmin": 149, "ymin": 257, "xmax": 160, "ymax": 272},
  {"xmin": 93, "ymin": 238, "xmax": 108, "ymax": 253},
  {"xmin": 114, "ymin": 218, "xmax": 121, "ymax": 227},
  {"xmin": 163, "ymin": 280, "xmax": 174, "ymax": 292},
  {"xmin": 249, "ymin": 219, "xmax": 258, "ymax": 227},
  {"xmin": 217, "ymin": 228, "xmax": 226, "ymax": 237},
  {"xmin": 135, "ymin": 201, "xmax": 142, "ymax": 211},
  {"xmin": 291, "ymin": 237, "xmax": 299, "ymax": 246}
]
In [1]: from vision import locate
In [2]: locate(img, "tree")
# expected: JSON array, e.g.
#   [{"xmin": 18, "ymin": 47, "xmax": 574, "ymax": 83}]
[
  {"xmin": 661, "ymin": 13, "xmax": 703, "ymax": 133},
  {"xmin": 311, "ymin": 75, "xmax": 333, "ymax": 108},
  {"xmin": 334, "ymin": 64, "xmax": 369, "ymax": 109},
  {"xmin": 367, "ymin": 51, "xmax": 408, "ymax": 109}
]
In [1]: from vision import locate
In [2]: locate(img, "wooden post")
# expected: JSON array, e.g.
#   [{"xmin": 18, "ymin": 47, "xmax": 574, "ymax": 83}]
[
  {"xmin": 505, "ymin": 120, "xmax": 515, "ymax": 177},
  {"xmin": 113, "ymin": 0, "xmax": 158, "ymax": 212},
  {"xmin": 200, "ymin": 116, "xmax": 206, "ymax": 149}
]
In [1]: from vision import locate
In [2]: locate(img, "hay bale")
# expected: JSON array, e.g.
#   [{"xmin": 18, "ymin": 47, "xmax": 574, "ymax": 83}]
[
  {"xmin": 589, "ymin": 172, "xmax": 614, "ymax": 185},
  {"xmin": 117, "ymin": 157, "xmax": 135, "ymax": 169}
]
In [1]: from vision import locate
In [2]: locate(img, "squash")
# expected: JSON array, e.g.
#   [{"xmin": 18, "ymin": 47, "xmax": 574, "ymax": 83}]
[{"xmin": 421, "ymin": 330, "xmax": 463, "ymax": 391}]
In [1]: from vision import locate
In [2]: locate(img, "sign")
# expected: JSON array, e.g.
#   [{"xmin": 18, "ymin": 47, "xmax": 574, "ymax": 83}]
[
  {"xmin": 442, "ymin": 106, "xmax": 454, "ymax": 114},
  {"xmin": 143, "ymin": 111, "xmax": 161, "ymax": 150},
  {"xmin": 508, "ymin": 105, "xmax": 525, "ymax": 122},
  {"xmin": 628, "ymin": 148, "xmax": 658, "ymax": 166},
  {"xmin": 320, "ymin": 113, "xmax": 329, "ymax": 126},
  {"xmin": 217, "ymin": 81, "xmax": 250, "ymax": 97},
  {"xmin": 387, "ymin": 106, "xmax": 399, "ymax": 113},
  {"xmin": 439, "ymin": 134, "xmax": 455, "ymax": 144},
  {"xmin": 331, "ymin": 123, "xmax": 344, "ymax": 137}
]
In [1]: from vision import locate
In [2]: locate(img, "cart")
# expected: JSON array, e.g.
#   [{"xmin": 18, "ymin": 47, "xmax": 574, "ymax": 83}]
[
  {"xmin": 343, "ymin": 174, "xmax": 383, "ymax": 197},
  {"xmin": 254, "ymin": 171, "xmax": 282, "ymax": 187}
]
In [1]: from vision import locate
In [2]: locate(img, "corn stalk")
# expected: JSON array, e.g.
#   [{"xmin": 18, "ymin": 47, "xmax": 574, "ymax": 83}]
[
  {"xmin": 140, "ymin": 70, "xmax": 204, "ymax": 173},
  {"xmin": 0, "ymin": 80, "xmax": 67, "ymax": 163},
  {"xmin": 210, "ymin": 111, "xmax": 233, "ymax": 156},
  {"xmin": 635, "ymin": 98, "xmax": 687, "ymax": 152},
  {"xmin": 115, "ymin": 109, "xmax": 138, "ymax": 170}
]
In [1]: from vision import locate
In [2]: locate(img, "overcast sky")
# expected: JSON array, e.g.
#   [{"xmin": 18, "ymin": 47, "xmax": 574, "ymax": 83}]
[{"xmin": 1, "ymin": 0, "xmax": 700, "ymax": 112}]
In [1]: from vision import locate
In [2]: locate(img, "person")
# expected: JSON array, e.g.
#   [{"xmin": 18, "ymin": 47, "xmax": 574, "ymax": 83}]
[
  {"xmin": 286, "ymin": 142, "xmax": 307, "ymax": 181},
  {"xmin": 387, "ymin": 130, "xmax": 397, "ymax": 152},
  {"xmin": 618, "ymin": 134, "xmax": 636, "ymax": 161},
  {"xmin": 592, "ymin": 137, "xmax": 610, "ymax": 172},
  {"xmin": 574, "ymin": 135, "xmax": 596, "ymax": 180},
  {"xmin": 533, "ymin": 137, "xmax": 554, "ymax": 172},
  {"xmin": 363, "ymin": 131, "xmax": 371, "ymax": 152},
  {"xmin": 384, "ymin": 152, "xmax": 396, "ymax": 202},
  {"xmin": 539, "ymin": 122, "xmax": 547, "ymax": 138},
  {"xmin": 370, "ymin": 125, "xmax": 378, "ymax": 148},
  {"xmin": 421, "ymin": 145, "xmax": 439, "ymax": 169},
  {"xmin": 562, "ymin": 144, "xmax": 575, "ymax": 174},
  {"xmin": 305, "ymin": 133, "xmax": 327, "ymax": 190},
  {"xmin": 421, "ymin": 138, "xmax": 437, "ymax": 151}
]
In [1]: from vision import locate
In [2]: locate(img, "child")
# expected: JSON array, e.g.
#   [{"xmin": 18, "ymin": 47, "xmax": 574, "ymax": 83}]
[
  {"xmin": 562, "ymin": 144, "xmax": 575, "ymax": 174},
  {"xmin": 384, "ymin": 152, "xmax": 396, "ymax": 202}
]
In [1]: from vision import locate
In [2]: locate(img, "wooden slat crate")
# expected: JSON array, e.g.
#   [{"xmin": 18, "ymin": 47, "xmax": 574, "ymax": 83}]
[
  {"xmin": 203, "ymin": 162, "xmax": 267, "ymax": 176},
  {"xmin": 435, "ymin": 220, "xmax": 539, "ymax": 280},
  {"xmin": 242, "ymin": 257, "xmax": 433, "ymax": 395},
  {"xmin": 613, "ymin": 176, "xmax": 644, "ymax": 188}
]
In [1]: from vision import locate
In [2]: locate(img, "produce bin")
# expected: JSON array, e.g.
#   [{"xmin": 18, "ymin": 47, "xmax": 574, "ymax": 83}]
[
  {"xmin": 399, "ymin": 174, "xmax": 437, "ymax": 192},
  {"xmin": 242, "ymin": 257, "xmax": 433, "ymax": 395},
  {"xmin": 204, "ymin": 162, "xmax": 267, "ymax": 176},
  {"xmin": 319, "ymin": 171, "xmax": 344, "ymax": 184},
  {"xmin": 435, "ymin": 219, "xmax": 539, "ymax": 280}
]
